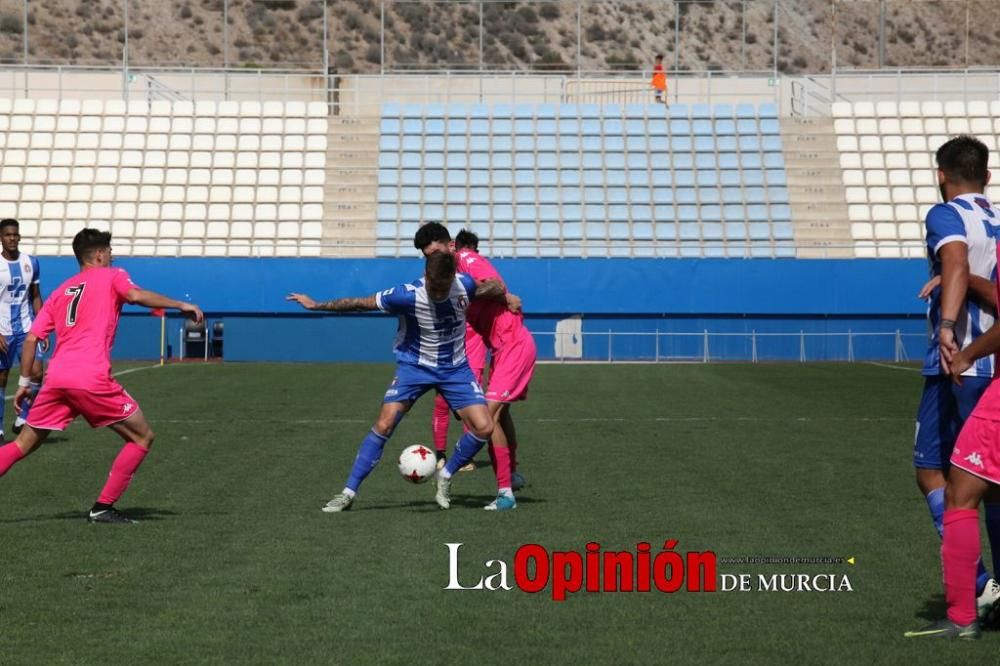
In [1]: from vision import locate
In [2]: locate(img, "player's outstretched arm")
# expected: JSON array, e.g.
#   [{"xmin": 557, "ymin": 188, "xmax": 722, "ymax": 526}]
[
  {"xmin": 474, "ymin": 278, "xmax": 506, "ymax": 301},
  {"xmin": 950, "ymin": 321, "xmax": 1000, "ymax": 382},
  {"xmin": 917, "ymin": 274, "xmax": 996, "ymax": 314},
  {"xmin": 286, "ymin": 293, "xmax": 378, "ymax": 312},
  {"xmin": 126, "ymin": 288, "xmax": 204, "ymax": 323}
]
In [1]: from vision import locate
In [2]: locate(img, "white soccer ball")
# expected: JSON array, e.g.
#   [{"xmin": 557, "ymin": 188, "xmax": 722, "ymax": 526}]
[{"xmin": 398, "ymin": 444, "xmax": 437, "ymax": 484}]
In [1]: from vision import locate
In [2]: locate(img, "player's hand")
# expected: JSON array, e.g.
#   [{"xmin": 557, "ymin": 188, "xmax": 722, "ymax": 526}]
[
  {"xmin": 950, "ymin": 351, "xmax": 972, "ymax": 384},
  {"xmin": 287, "ymin": 293, "xmax": 317, "ymax": 310},
  {"xmin": 505, "ymin": 293, "xmax": 523, "ymax": 314},
  {"xmin": 38, "ymin": 336, "xmax": 49, "ymax": 353},
  {"xmin": 180, "ymin": 303, "xmax": 204, "ymax": 324},
  {"xmin": 13, "ymin": 385, "xmax": 29, "ymax": 413},
  {"xmin": 939, "ymin": 327, "xmax": 959, "ymax": 373},
  {"xmin": 918, "ymin": 275, "xmax": 941, "ymax": 299},
  {"xmin": 0, "ymin": 336, "xmax": 8, "ymax": 354}
]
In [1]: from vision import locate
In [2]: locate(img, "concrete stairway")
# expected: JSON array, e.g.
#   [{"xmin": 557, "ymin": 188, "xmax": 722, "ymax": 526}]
[
  {"xmin": 780, "ymin": 117, "xmax": 854, "ymax": 258},
  {"xmin": 322, "ymin": 115, "xmax": 379, "ymax": 257}
]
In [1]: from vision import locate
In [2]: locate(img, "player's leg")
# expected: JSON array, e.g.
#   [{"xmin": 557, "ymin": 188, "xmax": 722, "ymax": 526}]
[
  {"xmin": 500, "ymin": 405, "xmax": 524, "ymax": 490},
  {"xmin": 0, "ymin": 335, "xmax": 14, "ymax": 438},
  {"xmin": 434, "ymin": 367, "xmax": 492, "ymax": 509},
  {"xmin": 0, "ymin": 423, "xmax": 51, "ymax": 477},
  {"xmin": 14, "ymin": 356, "xmax": 44, "ymax": 434},
  {"xmin": 0, "ymin": 382, "xmax": 70, "ymax": 478},
  {"xmin": 431, "ymin": 391, "xmax": 450, "ymax": 468},
  {"xmin": 89, "ymin": 408, "xmax": 156, "ymax": 523},
  {"xmin": 483, "ymin": 400, "xmax": 517, "ymax": 510}
]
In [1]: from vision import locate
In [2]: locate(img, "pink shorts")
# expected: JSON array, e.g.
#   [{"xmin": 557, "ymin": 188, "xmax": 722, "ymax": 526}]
[
  {"xmin": 951, "ymin": 415, "xmax": 1000, "ymax": 484},
  {"xmin": 27, "ymin": 382, "xmax": 140, "ymax": 431},
  {"xmin": 486, "ymin": 332, "xmax": 537, "ymax": 403}
]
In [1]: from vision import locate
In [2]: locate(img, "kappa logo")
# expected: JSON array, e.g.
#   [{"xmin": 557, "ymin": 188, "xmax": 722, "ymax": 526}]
[
  {"xmin": 123, "ymin": 402, "xmax": 134, "ymax": 414},
  {"xmin": 965, "ymin": 452, "xmax": 984, "ymax": 468}
]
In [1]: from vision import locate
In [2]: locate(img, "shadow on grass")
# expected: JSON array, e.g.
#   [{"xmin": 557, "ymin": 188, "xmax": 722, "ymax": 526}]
[
  {"xmin": 0, "ymin": 506, "xmax": 178, "ymax": 524},
  {"xmin": 350, "ymin": 494, "xmax": 547, "ymax": 513},
  {"xmin": 913, "ymin": 594, "xmax": 947, "ymax": 622}
]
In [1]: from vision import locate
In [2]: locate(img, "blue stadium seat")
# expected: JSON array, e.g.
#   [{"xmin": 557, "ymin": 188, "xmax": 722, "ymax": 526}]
[
  {"xmin": 651, "ymin": 170, "xmax": 672, "ymax": 187},
  {"xmin": 446, "ymin": 205, "xmax": 469, "ymax": 221},
  {"xmin": 668, "ymin": 153, "xmax": 691, "ymax": 170},
  {"xmin": 470, "ymin": 187, "xmax": 490, "ymax": 203},
  {"xmin": 606, "ymin": 153, "xmax": 626, "ymax": 169},
  {"xmin": 380, "ymin": 118, "xmax": 400, "ymax": 134},
  {"xmin": 563, "ymin": 204, "xmax": 582, "ymax": 222},
  {"xmin": 627, "ymin": 153, "xmax": 649, "ymax": 170},
  {"xmin": 493, "ymin": 222, "xmax": 514, "ymax": 239},
  {"xmin": 538, "ymin": 187, "xmax": 558, "ymax": 204},
  {"xmin": 763, "ymin": 153, "xmax": 784, "ymax": 169},
  {"xmin": 515, "ymin": 207, "xmax": 537, "ymax": 225},
  {"xmin": 513, "ymin": 104, "xmax": 533, "ymax": 119},
  {"xmin": 713, "ymin": 104, "xmax": 734, "ymax": 118},
  {"xmin": 561, "ymin": 170, "xmax": 581, "ymax": 186},
  {"xmin": 402, "ymin": 104, "xmax": 422, "ymax": 118},
  {"xmin": 379, "ymin": 136, "xmax": 400, "ymax": 151},
  {"xmin": 559, "ymin": 135, "xmax": 581, "ymax": 152},
  {"xmin": 625, "ymin": 119, "xmax": 646, "ymax": 135},
  {"xmin": 382, "ymin": 102, "xmax": 402, "ymax": 117},
  {"xmin": 625, "ymin": 136, "xmax": 646, "ymax": 153},
  {"xmin": 750, "ymin": 243, "xmax": 773, "ymax": 258},
  {"xmin": 515, "ymin": 188, "xmax": 534, "ymax": 204},
  {"xmin": 493, "ymin": 118, "xmax": 513, "ymax": 134},
  {"xmin": 492, "ymin": 104, "xmax": 513, "ymax": 118},
  {"xmin": 582, "ymin": 153, "xmax": 602, "ymax": 169},
  {"xmin": 401, "ymin": 169, "xmax": 421, "ymax": 186},
  {"xmin": 725, "ymin": 221, "xmax": 747, "ymax": 239},
  {"xmin": 582, "ymin": 136, "xmax": 602, "ymax": 153},
  {"xmin": 632, "ymin": 204, "xmax": 653, "ymax": 223},
  {"xmin": 758, "ymin": 103, "xmax": 778, "ymax": 119},
  {"xmin": 603, "ymin": 104, "xmax": 622, "ymax": 118},
  {"xmin": 378, "ymin": 153, "xmax": 399, "ymax": 169},
  {"xmin": 747, "ymin": 204, "xmax": 768, "ymax": 222},
  {"xmin": 745, "ymin": 188, "xmax": 766, "ymax": 204},
  {"xmin": 649, "ymin": 136, "xmax": 669, "ymax": 153},
  {"xmin": 513, "ymin": 153, "xmax": 533, "ymax": 169},
  {"xmin": 514, "ymin": 135, "xmax": 534, "ymax": 151},
  {"xmin": 735, "ymin": 104, "xmax": 755, "ymax": 119},
  {"xmin": 539, "ymin": 220, "xmax": 560, "ymax": 238},
  {"xmin": 719, "ymin": 170, "xmax": 741, "ymax": 186},
  {"xmin": 558, "ymin": 104, "xmax": 578, "ymax": 117},
  {"xmin": 402, "ymin": 203, "xmax": 422, "ymax": 220},
  {"xmin": 514, "ymin": 119, "xmax": 533, "ymax": 134},
  {"xmin": 537, "ymin": 170, "xmax": 558, "ymax": 187},
  {"xmin": 774, "ymin": 242, "xmax": 796, "ymax": 258},
  {"xmin": 492, "ymin": 153, "xmax": 513, "ymax": 169},
  {"xmin": 537, "ymin": 104, "xmax": 557, "ymax": 119},
  {"xmin": 633, "ymin": 221, "xmax": 653, "ymax": 239},
  {"xmin": 469, "ymin": 153, "xmax": 489, "ymax": 169},
  {"xmin": 741, "ymin": 153, "xmax": 763, "ymax": 169},
  {"xmin": 717, "ymin": 153, "xmax": 738, "ymax": 170},
  {"xmin": 399, "ymin": 222, "xmax": 419, "ymax": 239},
  {"xmin": 378, "ymin": 169, "xmax": 398, "ymax": 186},
  {"xmin": 670, "ymin": 119, "xmax": 691, "ymax": 135},
  {"xmin": 748, "ymin": 222, "xmax": 770, "ymax": 240},
  {"xmin": 699, "ymin": 188, "xmax": 720, "ymax": 204},
  {"xmin": 717, "ymin": 136, "xmax": 738, "ymax": 152},
  {"xmin": 631, "ymin": 186, "xmax": 651, "ymax": 202},
  {"xmin": 691, "ymin": 104, "xmax": 711, "ymax": 119},
  {"xmin": 584, "ymin": 187, "xmax": 604, "ymax": 204},
  {"xmin": 724, "ymin": 205, "xmax": 746, "ymax": 221},
  {"xmin": 445, "ymin": 135, "xmax": 466, "ymax": 152},
  {"xmin": 604, "ymin": 118, "xmax": 624, "ymax": 135},
  {"xmin": 402, "ymin": 118, "xmax": 422, "ymax": 134},
  {"xmin": 693, "ymin": 136, "xmax": 715, "ymax": 153},
  {"xmin": 773, "ymin": 221, "xmax": 794, "ymax": 239},
  {"xmin": 736, "ymin": 119, "xmax": 757, "ymax": 135},
  {"xmin": 655, "ymin": 221, "xmax": 677, "ymax": 240},
  {"xmin": 492, "ymin": 187, "xmax": 513, "ymax": 204},
  {"xmin": 423, "ymin": 187, "xmax": 443, "ymax": 204},
  {"xmin": 377, "ymin": 204, "xmax": 397, "ymax": 221},
  {"xmin": 581, "ymin": 119, "xmax": 602, "ymax": 136},
  {"xmin": 446, "ymin": 103, "xmax": 466, "ymax": 117},
  {"xmin": 399, "ymin": 152, "xmax": 421, "ymax": 169},
  {"xmin": 670, "ymin": 136, "xmax": 693, "ymax": 152},
  {"xmin": 424, "ymin": 168, "xmax": 444, "ymax": 185},
  {"xmin": 762, "ymin": 135, "xmax": 783, "ymax": 152},
  {"xmin": 400, "ymin": 186, "xmax": 421, "ymax": 203},
  {"xmin": 668, "ymin": 104, "xmax": 690, "ymax": 118},
  {"xmin": 771, "ymin": 204, "xmax": 791, "ymax": 221},
  {"xmin": 585, "ymin": 206, "xmax": 607, "ymax": 223},
  {"xmin": 424, "ymin": 103, "xmax": 444, "ymax": 118},
  {"xmin": 648, "ymin": 118, "xmax": 668, "ymax": 136},
  {"xmin": 607, "ymin": 171, "xmax": 626, "ymax": 187},
  {"xmin": 768, "ymin": 187, "xmax": 789, "ymax": 204},
  {"xmin": 625, "ymin": 104, "xmax": 647, "ymax": 119},
  {"xmin": 607, "ymin": 188, "xmax": 628, "ymax": 205},
  {"xmin": 696, "ymin": 170, "xmax": 718, "ymax": 187},
  {"xmin": 425, "ymin": 119, "xmax": 445, "ymax": 135},
  {"xmin": 742, "ymin": 170, "xmax": 764, "ymax": 186},
  {"xmin": 695, "ymin": 153, "xmax": 716, "ymax": 169},
  {"xmin": 537, "ymin": 120, "xmax": 557, "ymax": 135},
  {"xmin": 692, "ymin": 119, "xmax": 713, "ymax": 136},
  {"xmin": 653, "ymin": 188, "xmax": 673, "ymax": 204},
  {"xmin": 679, "ymin": 222, "xmax": 700, "ymax": 239},
  {"xmin": 765, "ymin": 169, "xmax": 787, "ymax": 186},
  {"xmin": 469, "ymin": 118, "xmax": 490, "ymax": 135},
  {"xmin": 629, "ymin": 170, "xmax": 650, "ymax": 186},
  {"xmin": 559, "ymin": 153, "xmax": 583, "ymax": 169},
  {"xmin": 515, "ymin": 170, "xmax": 535, "ymax": 186},
  {"xmin": 702, "ymin": 206, "xmax": 722, "ymax": 223},
  {"xmin": 759, "ymin": 118, "xmax": 780, "ymax": 135},
  {"xmin": 605, "ymin": 137, "xmax": 625, "ymax": 152},
  {"xmin": 422, "ymin": 136, "xmax": 443, "ymax": 151},
  {"xmin": 608, "ymin": 206, "xmax": 629, "ymax": 223},
  {"xmin": 561, "ymin": 190, "xmax": 581, "ymax": 210},
  {"xmin": 674, "ymin": 170, "xmax": 695, "ymax": 187},
  {"xmin": 468, "ymin": 206, "xmax": 489, "ymax": 223},
  {"xmin": 583, "ymin": 170, "xmax": 603, "ymax": 186},
  {"xmin": 376, "ymin": 222, "xmax": 397, "ymax": 238},
  {"xmin": 446, "ymin": 153, "xmax": 467, "ymax": 169},
  {"xmin": 580, "ymin": 104, "xmax": 601, "ymax": 119},
  {"xmin": 421, "ymin": 204, "xmax": 441, "ymax": 220},
  {"xmin": 676, "ymin": 188, "xmax": 697, "ymax": 204},
  {"xmin": 714, "ymin": 119, "xmax": 736, "ymax": 136},
  {"xmin": 559, "ymin": 118, "xmax": 580, "ymax": 134},
  {"xmin": 721, "ymin": 187, "xmax": 743, "ymax": 204},
  {"xmin": 446, "ymin": 170, "xmax": 467, "ymax": 186},
  {"xmin": 469, "ymin": 104, "xmax": 489, "ymax": 119},
  {"xmin": 563, "ymin": 221, "xmax": 582, "ymax": 240}
]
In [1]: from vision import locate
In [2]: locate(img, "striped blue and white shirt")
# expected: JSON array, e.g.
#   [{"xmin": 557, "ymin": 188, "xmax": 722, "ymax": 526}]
[
  {"xmin": 375, "ymin": 273, "xmax": 478, "ymax": 370},
  {"xmin": 924, "ymin": 193, "xmax": 1000, "ymax": 377},
  {"xmin": 0, "ymin": 253, "xmax": 40, "ymax": 337}
]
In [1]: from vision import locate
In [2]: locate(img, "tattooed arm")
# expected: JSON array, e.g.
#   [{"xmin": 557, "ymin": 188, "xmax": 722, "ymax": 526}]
[{"xmin": 286, "ymin": 293, "xmax": 379, "ymax": 312}]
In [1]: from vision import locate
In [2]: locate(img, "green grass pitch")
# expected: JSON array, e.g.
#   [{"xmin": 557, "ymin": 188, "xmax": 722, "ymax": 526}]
[{"xmin": 1, "ymin": 361, "xmax": 992, "ymax": 663}]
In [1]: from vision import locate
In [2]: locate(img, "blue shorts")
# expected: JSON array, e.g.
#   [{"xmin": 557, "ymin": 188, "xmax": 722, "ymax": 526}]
[
  {"xmin": 914, "ymin": 374, "xmax": 991, "ymax": 469},
  {"xmin": 0, "ymin": 333, "xmax": 45, "ymax": 372},
  {"xmin": 383, "ymin": 362, "xmax": 486, "ymax": 411}
]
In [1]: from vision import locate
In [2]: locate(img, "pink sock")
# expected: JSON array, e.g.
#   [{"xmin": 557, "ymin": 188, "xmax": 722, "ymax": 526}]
[
  {"xmin": 943, "ymin": 508, "xmax": 981, "ymax": 626},
  {"xmin": 432, "ymin": 394, "xmax": 450, "ymax": 452},
  {"xmin": 97, "ymin": 442, "xmax": 149, "ymax": 506},
  {"xmin": 491, "ymin": 444, "xmax": 512, "ymax": 491},
  {"xmin": 0, "ymin": 441, "xmax": 26, "ymax": 477}
]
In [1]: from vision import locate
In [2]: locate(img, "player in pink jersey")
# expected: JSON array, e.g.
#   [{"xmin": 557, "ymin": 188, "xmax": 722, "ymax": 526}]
[
  {"xmin": 430, "ymin": 230, "xmax": 489, "ymax": 473},
  {"xmin": 415, "ymin": 223, "xmax": 536, "ymax": 511},
  {"xmin": 0, "ymin": 229, "xmax": 203, "ymax": 524}
]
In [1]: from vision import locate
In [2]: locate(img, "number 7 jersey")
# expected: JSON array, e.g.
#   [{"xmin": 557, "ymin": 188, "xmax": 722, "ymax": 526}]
[{"xmin": 30, "ymin": 267, "xmax": 138, "ymax": 390}]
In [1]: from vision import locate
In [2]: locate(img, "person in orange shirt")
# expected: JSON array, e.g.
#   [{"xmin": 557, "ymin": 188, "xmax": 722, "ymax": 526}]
[{"xmin": 651, "ymin": 54, "xmax": 667, "ymax": 104}]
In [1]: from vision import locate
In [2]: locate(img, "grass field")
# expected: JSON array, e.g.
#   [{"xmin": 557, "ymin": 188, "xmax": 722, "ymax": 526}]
[{"xmin": 1, "ymin": 361, "xmax": 993, "ymax": 663}]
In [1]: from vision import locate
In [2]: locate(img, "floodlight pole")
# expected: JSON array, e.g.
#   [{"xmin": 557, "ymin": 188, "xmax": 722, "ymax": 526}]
[
  {"xmin": 478, "ymin": 0, "xmax": 483, "ymax": 71},
  {"xmin": 224, "ymin": 0, "xmax": 229, "ymax": 99},
  {"xmin": 380, "ymin": 1, "xmax": 385, "ymax": 75},
  {"xmin": 22, "ymin": 0, "xmax": 27, "ymax": 64},
  {"xmin": 323, "ymin": 0, "xmax": 329, "ymax": 77},
  {"xmin": 123, "ymin": 0, "xmax": 129, "ymax": 102},
  {"xmin": 576, "ymin": 0, "xmax": 581, "ymax": 76},
  {"xmin": 878, "ymin": 0, "xmax": 885, "ymax": 68}
]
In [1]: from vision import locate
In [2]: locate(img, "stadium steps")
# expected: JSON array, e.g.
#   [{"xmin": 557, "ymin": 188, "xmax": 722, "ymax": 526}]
[
  {"xmin": 780, "ymin": 118, "xmax": 853, "ymax": 258},
  {"xmin": 322, "ymin": 115, "xmax": 379, "ymax": 257}
]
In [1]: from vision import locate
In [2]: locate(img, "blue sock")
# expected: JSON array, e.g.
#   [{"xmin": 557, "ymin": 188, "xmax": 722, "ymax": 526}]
[
  {"xmin": 17, "ymin": 382, "xmax": 39, "ymax": 421},
  {"xmin": 927, "ymin": 488, "xmax": 991, "ymax": 595},
  {"xmin": 445, "ymin": 432, "xmax": 488, "ymax": 477},
  {"xmin": 345, "ymin": 429, "xmax": 389, "ymax": 493},
  {"xmin": 0, "ymin": 387, "xmax": 5, "ymax": 433},
  {"xmin": 986, "ymin": 503, "xmax": 1000, "ymax": 583}
]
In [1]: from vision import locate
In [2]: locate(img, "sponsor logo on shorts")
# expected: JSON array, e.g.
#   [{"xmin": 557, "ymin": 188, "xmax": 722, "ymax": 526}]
[
  {"xmin": 123, "ymin": 402, "xmax": 134, "ymax": 414},
  {"xmin": 965, "ymin": 452, "xmax": 985, "ymax": 468}
]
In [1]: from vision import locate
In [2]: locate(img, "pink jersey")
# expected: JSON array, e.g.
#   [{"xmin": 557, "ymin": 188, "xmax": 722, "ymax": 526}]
[
  {"xmin": 31, "ymin": 267, "xmax": 137, "ymax": 390},
  {"xmin": 456, "ymin": 249, "xmax": 530, "ymax": 352}
]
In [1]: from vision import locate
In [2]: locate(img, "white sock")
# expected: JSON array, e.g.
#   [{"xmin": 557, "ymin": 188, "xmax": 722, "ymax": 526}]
[
  {"xmin": 498, "ymin": 487, "xmax": 514, "ymax": 498},
  {"xmin": 342, "ymin": 488, "xmax": 356, "ymax": 498}
]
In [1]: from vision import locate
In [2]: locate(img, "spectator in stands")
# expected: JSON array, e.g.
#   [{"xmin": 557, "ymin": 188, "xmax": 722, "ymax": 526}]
[{"xmin": 651, "ymin": 54, "xmax": 667, "ymax": 105}]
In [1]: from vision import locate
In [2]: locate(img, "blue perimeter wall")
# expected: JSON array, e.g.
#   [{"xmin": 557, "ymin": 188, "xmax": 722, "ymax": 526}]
[{"xmin": 35, "ymin": 257, "xmax": 929, "ymax": 362}]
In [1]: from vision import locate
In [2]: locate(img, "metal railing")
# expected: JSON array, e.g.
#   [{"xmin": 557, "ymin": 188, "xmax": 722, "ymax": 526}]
[{"xmin": 530, "ymin": 330, "xmax": 924, "ymax": 363}]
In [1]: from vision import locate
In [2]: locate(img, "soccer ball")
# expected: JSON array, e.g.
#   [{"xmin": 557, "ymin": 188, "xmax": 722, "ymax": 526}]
[{"xmin": 398, "ymin": 444, "xmax": 437, "ymax": 484}]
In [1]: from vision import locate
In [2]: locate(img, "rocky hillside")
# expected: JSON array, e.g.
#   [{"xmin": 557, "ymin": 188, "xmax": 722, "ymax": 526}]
[{"xmin": 0, "ymin": 0, "xmax": 997, "ymax": 73}]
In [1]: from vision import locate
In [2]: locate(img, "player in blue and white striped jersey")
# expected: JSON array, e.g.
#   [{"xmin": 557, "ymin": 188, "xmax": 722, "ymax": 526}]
[
  {"xmin": 287, "ymin": 251, "xmax": 511, "ymax": 512},
  {"xmin": 913, "ymin": 136, "xmax": 1000, "ymax": 627},
  {"xmin": 0, "ymin": 219, "xmax": 44, "ymax": 439}
]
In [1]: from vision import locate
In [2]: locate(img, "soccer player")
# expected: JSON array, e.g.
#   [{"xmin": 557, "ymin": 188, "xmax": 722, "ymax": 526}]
[
  {"xmin": 651, "ymin": 54, "xmax": 667, "ymax": 105},
  {"xmin": 415, "ymin": 223, "xmax": 537, "ymax": 512},
  {"xmin": 0, "ymin": 219, "xmax": 45, "ymax": 438},
  {"xmin": 905, "ymin": 137, "xmax": 1000, "ymax": 638},
  {"xmin": 0, "ymin": 228, "xmax": 203, "ymax": 524},
  {"xmin": 287, "ymin": 251, "xmax": 505, "ymax": 512},
  {"xmin": 430, "ymin": 229, "xmax": 489, "ymax": 473}
]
